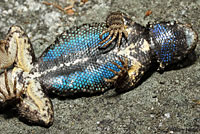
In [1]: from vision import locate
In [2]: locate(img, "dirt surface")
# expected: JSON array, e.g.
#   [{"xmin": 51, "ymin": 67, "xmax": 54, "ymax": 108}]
[{"xmin": 0, "ymin": 0, "xmax": 199, "ymax": 134}]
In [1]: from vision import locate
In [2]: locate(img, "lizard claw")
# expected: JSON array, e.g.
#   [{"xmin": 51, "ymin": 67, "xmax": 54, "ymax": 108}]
[{"xmin": 104, "ymin": 56, "xmax": 131, "ymax": 92}]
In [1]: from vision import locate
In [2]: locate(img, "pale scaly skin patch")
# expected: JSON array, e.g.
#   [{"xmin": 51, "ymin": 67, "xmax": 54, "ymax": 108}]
[
  {"xmin": 0, "ymin": 31, "xmax": 18, "ymax": 69},
  {"xmin": 0, "ymin": 26, "xmax": 34, "ymax": 72},
  {"xmin": 140, "ymin": 39, "xmax": 151, "ymax": 52},
  {"xmin": 127, "ymin": 61, "xmax": 143, "ymax": 84},
  {"xmin": 15, "ymin": 30, "xmax": 34, "ymax": 72}
]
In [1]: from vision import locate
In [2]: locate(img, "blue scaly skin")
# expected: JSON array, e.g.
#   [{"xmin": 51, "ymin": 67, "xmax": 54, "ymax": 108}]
[{"xmin": 0, "ymin": 12, "xmax": 198, "ymax": 126}]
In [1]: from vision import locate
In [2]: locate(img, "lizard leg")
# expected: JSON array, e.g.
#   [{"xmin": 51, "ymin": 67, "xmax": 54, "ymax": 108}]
[
  {"xmin": 0, "ymin": 26, "xmax": 35, "ymax": 72},
  {"xmin": 11, "ymin": 67, "xmax": 54, "ymax": 126},
  {"xmin": 99, "ymin": 11, "xmax": 130, "ymax": 49},
  {"xmin": 104, "ymin": 57, "xmax": 143, "ymax": 92},
  {"xmin": 0, "ymin": 68, "xmax": 54, "ymax": 126},
  {"xmin": 17, "ymin": 78, "xmax": 54, "ymax": 127}
]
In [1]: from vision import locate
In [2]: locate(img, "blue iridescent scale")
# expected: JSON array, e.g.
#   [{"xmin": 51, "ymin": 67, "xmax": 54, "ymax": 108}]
[
  {"xmin": 38, "ymin": 23, "xmax": 124, "ymax": 93},
  {"xmin": 51, "ymin": 61, "xmax": 123, "ymax": 92},
  {"xmin": 150, "ymin": 23, "xmax": 177, "ymax": 63},
  {"xmin": 42, "ymin": 24, "xmax": 110, "ymax": 62}
]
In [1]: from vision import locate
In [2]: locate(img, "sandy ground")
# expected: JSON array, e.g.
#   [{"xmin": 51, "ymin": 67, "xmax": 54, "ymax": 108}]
[{"xmin": 0, "ymin": 0, "xmax": 199, "ymax": 133}]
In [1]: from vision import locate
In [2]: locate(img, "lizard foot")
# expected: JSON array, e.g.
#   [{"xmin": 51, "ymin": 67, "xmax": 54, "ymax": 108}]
[
  {"xmin": 104, "ymin": 56, "xmax": 133, "ymax": 92},
  {"xmin": 99, "ymin": 12, "xmax": 128, "ymax": 49}
]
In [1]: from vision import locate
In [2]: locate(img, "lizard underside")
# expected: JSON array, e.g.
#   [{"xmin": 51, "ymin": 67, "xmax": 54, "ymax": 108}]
[{"xmin": 0, "ymin": 12, "xmax": 198, "ymax": 126}]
